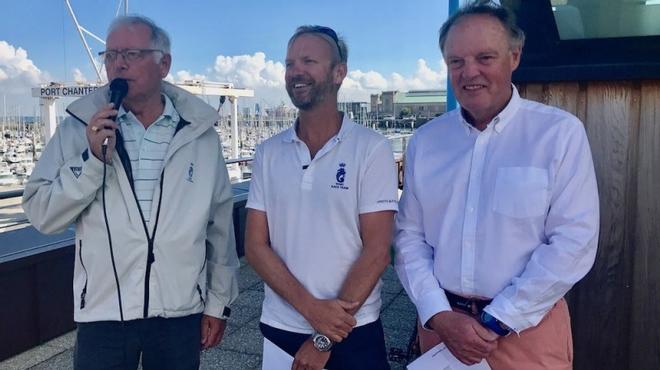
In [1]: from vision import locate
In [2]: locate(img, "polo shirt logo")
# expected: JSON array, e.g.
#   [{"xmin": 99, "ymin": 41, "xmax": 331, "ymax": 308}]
[
  {"xmin": 186, "ymin": 162, "xmax": 194, "ymax": 183},
  {"xmin": 331, "ymin": 162, "xmax": 349, "ymax": 190},
  {"xmin": 336, "ymin": 163, "xmax": 346, "ymax": 184},
  {"xmin": 70, "ymin": 166, "xmax": 82, "ymax": 179}
]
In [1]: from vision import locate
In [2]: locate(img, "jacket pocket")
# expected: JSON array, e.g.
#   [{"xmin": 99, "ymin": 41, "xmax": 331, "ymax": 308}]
[
  {"xmin": 493, "ymin": 167, "xmax": 549, "ymax": 218},
  {"xmin": 78, "ymin": 240, "xmax": 89, "ymax": 309}
]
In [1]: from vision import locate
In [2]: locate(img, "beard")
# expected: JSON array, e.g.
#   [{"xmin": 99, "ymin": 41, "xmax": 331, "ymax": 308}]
[{"xmin": 286, "ymin": 73, "xmax": 337, "ymax": 111}]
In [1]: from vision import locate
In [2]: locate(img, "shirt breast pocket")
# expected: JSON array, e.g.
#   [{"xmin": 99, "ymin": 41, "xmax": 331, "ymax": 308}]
[{"xmin": 493, "ymin": 167, "xmax": 549, "ymax": 218}]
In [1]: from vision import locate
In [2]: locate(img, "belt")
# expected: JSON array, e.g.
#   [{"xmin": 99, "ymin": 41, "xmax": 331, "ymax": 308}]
[{"xmin": 445, "ymin": 291, "xmax": 492, "ymax": 316}]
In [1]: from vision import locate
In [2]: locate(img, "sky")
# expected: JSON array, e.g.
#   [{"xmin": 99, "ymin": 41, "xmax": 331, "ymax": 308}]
[{"xmin": 0, "ymin": 0, "xmax": 450, "ymax": 114}]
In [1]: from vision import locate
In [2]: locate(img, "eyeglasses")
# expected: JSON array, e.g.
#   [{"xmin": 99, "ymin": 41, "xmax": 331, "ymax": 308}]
[
  {"xmin": 309, "ymin": 26, "xmax": 344, "ymax": 62},
  {"xmin": 98, "ymin": 48, "xmax": 163, "ymax": 64}
]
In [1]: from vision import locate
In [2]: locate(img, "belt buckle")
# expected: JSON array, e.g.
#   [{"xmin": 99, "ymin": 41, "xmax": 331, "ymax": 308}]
[
  {"xmin": 457, "ymin": 298, "xmax": 479, "ymax": 316},
  {"xmin": 454, "ymin": 298, "xmax": 478, "ymax": 316},
  {"xmin": 469, "ymin": 300, "xmax": 479, "ymax": 316}
]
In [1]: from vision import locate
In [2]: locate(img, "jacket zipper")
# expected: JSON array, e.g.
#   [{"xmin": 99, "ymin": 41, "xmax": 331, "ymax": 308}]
[
  {"xmin": 195, "ymin": 259, "xmax": 208, "ymax": 307},
  {"xmin": 143, "ymin": 174, "xmax": 166, "ymax": 318},
  {"xmin": 112, "ymin": 119, "xmax": 189, "ymax": 318},
  {"xmin": 196, "ymin": 284, "xmax": 206, "ymax": 306},
  {"xmin": 79, "ymin": 240, "xmax": 88, "ymax": 309}
]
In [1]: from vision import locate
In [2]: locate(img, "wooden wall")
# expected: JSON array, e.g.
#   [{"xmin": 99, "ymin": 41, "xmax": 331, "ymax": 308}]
[{"xmin": 517, "ymin": 81, "xmax": 660, "ymax": 370}]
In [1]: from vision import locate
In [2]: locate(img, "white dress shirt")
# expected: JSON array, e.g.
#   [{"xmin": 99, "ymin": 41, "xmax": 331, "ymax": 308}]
[{"xmin": 394, "ymin": 87, "xmax": 599, "ymax": 333}]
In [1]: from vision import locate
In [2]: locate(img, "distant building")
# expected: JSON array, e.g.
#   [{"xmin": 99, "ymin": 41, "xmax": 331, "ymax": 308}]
[
  {"xmin": 337, "ymin": 101, "xmax": 369, "ymax": 125},
  {"xmin": 370, "ymin": 90, "xmax": 446, "ymax": 119},
  {"xmin": 394, "ymin": 90, "xmax": 446, "ymax": 119}
]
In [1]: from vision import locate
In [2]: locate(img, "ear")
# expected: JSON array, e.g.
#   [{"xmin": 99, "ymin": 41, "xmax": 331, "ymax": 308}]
[
  {"xmin": 509, "ymin": 47, "xmax": 522, "ymax": 72},
  {"xmin": 159, "ymin": 53, "xmax": 172, "ymax": 78},
  {"xmin": 333, "ymin": 62, "xmax": 347, "ymax": 85}
]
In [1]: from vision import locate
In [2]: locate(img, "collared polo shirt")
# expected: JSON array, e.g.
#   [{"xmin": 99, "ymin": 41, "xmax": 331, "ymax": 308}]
[
  {"xmin": 118, "ymin": 94, "xmax": 179, "ymax": 223},
  {"xmin": 247, "ymin": 115, "xmax": 399, "ymax": 333}
]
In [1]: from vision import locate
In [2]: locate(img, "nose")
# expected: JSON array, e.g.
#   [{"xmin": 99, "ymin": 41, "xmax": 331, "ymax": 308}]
[
  {"xmin": 110, "ymin": 56, "xmax": 129, "ymax": 74},
  {"xmin": 286, "ymin": 60, "xmax": 304, "ymax": 78},
  {"xmin": 461, "ymin": 59, "xmax": 480, "ymax": 80}
]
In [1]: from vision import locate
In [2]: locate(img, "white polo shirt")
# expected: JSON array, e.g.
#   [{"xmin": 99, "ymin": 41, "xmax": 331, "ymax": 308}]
[{"xmin": 247, "ymin": 115, "xmax": 399, "ymax": 333}]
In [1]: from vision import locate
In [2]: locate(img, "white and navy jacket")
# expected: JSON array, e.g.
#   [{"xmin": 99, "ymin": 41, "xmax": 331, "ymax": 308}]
[{"xmin": 23, "ymin": 82, "xmax": 239, "ymax": 322}]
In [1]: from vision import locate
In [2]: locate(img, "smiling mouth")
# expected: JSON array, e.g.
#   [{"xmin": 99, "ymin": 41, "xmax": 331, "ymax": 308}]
[
  {"xmin": 464, "ymin": 84, "xmax": 486, "ymax": 91},
  {"xmin": 293, "ymin": 83, "xmax": 311, "ymax": 89}
]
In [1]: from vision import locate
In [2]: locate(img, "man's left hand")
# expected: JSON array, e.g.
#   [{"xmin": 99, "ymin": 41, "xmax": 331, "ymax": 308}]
[
  {"xmin": 292, "ymin": 338, "xmax": 331, "ymax": 370},
  {"xmin": 200, "ymin": 314, "xmax": 227, "ymax": 350}
]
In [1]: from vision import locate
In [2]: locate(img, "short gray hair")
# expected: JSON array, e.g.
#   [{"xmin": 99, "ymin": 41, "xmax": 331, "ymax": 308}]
[
  {"xmin": 439, "ymin": 0, "xmax": 525, "ymax": 53},
  {"xmin": 288, "ymin": 25, "xmax": 348, "ymax": 65},
  {"xmin": 108, "ymin": 15, "xmax": 171, "ymax": 62}
]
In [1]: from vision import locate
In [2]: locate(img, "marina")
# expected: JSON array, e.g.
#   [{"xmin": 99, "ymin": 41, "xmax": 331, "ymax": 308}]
[{"xmin": 1, "ymin": 1, "xmax": 659, "ymax": 369}]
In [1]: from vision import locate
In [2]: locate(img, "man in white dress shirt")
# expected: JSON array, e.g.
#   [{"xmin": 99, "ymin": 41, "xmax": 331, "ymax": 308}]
[{"xmin": 394, "ymin": 2, "xmax": 599, "ymax": 369}]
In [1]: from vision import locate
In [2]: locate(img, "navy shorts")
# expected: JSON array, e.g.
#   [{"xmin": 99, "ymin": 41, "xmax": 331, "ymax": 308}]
[{"xmin": 260, "ymin": 319, "xmax": 390, "ymax": 370}]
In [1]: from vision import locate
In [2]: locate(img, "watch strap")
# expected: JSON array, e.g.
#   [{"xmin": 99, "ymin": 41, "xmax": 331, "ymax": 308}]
[{"xmin": 480, "ymin": 311, "xmax": 511, "ymax": 336}]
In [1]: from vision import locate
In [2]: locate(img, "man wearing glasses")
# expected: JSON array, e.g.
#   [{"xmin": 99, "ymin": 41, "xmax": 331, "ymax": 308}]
[
  {"xmin": 246, "ymin": 25, "xmax": 398, "ymax": 369},
  {"xmin": 23, "ymin": 15, "xmax": 238, "ymax": 370}
]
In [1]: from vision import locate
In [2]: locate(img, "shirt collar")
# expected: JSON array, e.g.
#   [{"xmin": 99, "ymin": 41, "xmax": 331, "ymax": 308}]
[
  {"xmin": 117, "ymin": 93, "xmax": 180, "ymax": 127},
  {"xmin": 459, "ymin": 84, "xmax": 521, "ymax": 135},
  {"xmin": 282, "ymin": 112, "xmax": 355, "ymax": 143}
]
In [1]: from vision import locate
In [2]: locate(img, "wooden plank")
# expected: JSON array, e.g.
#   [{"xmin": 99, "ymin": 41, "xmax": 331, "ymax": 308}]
[
  {"xmin": 546, "ymin": 82, "xmax": 580, "ymax": 116},
  {"xmin": 570, "ymin": 81, "xmax": 638, "ymax": 370},
  {"xmin": 522, "ymin": 83, "xmax": 545, "ymax": 103},
  {"xmin": 520, "ymin": 81, "xmax": 638, "ymax": 370},
  {"xmin": 576, "ymin": 82, "xmax": 588, "ymax": 126},
  {"xmin": 630, "ymin": 80, "xmax": 660, "ymax": 370}
]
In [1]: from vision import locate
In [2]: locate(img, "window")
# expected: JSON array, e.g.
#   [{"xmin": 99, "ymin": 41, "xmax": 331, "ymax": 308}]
[{"xmin": 505, "ymin": 0, "xmax": 660, "ymax": 82}]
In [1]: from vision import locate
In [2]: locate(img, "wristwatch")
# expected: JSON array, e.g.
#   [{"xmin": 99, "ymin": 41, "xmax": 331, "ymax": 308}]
[
  {"xmin": 311, "ymin": 332, "xmax": 334, "ymax": 352},
  {"xmin": 479, "ymin": 311, "xmax": 512, "ymax": 337}
]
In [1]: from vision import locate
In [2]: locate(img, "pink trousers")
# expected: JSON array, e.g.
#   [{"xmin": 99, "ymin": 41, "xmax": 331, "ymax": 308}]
[{"xmin": 417, "ymin": 298, "xmax": 573, "ymax": 370}]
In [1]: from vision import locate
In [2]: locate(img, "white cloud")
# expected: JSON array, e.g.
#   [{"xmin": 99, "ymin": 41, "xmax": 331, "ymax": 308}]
[
  {"xmin": 340, "ymin": 58, "xmax": 447, "ymax": 102},
  {"xmin": 212, "ymin": 52, "xmax": 285, "ymax": 88},
  {"xmin": 174, "ymin": 70, "xmax": 208, "ymax": 83},
  {"xmin": 72, "ymin": 68, "xmax": 87, "ymax": 83},
  {"xmin": 173, "ymin": 52, "xmax": 446, "ymax": 105},
  {"xmin": 0, "ymin": 40, "xmax": 45, "ymax": 94},
  {"xmin": 388, "ymin": 59, "xmax": 446, "ymax": 91}
]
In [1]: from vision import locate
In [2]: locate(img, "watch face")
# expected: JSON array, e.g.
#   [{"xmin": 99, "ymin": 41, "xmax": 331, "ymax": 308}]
[{"xmin": 313, "ymin": 334, "xmax": 333, "ymax": 352}]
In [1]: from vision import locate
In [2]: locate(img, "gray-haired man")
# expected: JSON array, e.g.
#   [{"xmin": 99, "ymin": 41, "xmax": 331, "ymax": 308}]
[{"xmin": 23, "ymin": 15, "xmax": 238, "ymax": 370}]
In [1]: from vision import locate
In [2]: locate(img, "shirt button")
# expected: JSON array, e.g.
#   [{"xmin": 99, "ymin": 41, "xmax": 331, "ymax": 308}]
[{"xmin": 468, "ymin": 206, "xmax": 475, "ymax": 213}]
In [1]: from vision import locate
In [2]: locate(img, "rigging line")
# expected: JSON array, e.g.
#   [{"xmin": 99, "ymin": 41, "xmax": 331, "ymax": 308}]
[
  {"xmin": 62, "ymin": 2, "xmax": 68, "ymax": 82},
  {"xmin": 115, "ymin": 0, "xmax": 124, "ymax": 18}
]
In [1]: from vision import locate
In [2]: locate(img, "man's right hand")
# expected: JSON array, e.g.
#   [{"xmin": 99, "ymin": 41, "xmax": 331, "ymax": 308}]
[
  {"xmin": 86, "ymin": 103, "xmax": 119, "ymax": 163},
  {"xmin": 427, "ymin": 311, "xmax": 499, "ymax": 366},
  {"xmin": 302, "ymin": 298, "xmax": 358, "ymax": 343}
]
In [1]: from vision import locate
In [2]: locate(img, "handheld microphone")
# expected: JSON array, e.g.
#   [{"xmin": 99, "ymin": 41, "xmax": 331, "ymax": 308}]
[{"xmin": 102, "ymin": 78, "xmax": 129, "ymax": 150}]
